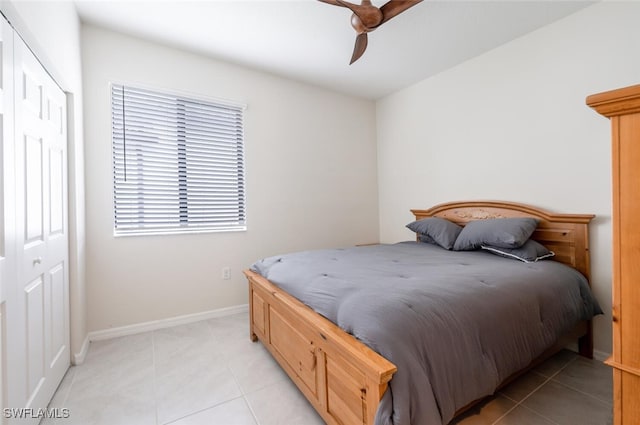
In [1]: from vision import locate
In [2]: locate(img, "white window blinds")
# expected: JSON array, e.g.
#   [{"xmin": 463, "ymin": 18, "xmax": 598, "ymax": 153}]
[{"xmin": 111, "ymin": 84, "xmax": 246, "ymax": 235}]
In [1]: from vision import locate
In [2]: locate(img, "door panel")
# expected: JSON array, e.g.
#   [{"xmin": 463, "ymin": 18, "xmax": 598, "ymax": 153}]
[
  {"xmin": 48, "ymin": 263, "xmax": 65, "ymax": 365},
  {"xmin": 25, "ymin": 276, "xmax": 44, "ymax": 403},
  {"xmin": 24, "ymin": 135, "xmax": 44, "ymax": 244},
  {"xmin": 49, "ymin": 148, "xmax": 64, "ymax": 235},
  {"xmin": 46, "ymin": 95, "xmax": 64, "ymax": 135},
  {"xmin": 21, "ymin": 70, "xmax": 42, "ymax": 118}
]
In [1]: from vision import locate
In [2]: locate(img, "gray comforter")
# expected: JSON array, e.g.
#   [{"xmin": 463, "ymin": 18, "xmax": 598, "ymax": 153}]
[{"xmin": 250, "ymin": 242, "xmax": 602, "ymax": 425}]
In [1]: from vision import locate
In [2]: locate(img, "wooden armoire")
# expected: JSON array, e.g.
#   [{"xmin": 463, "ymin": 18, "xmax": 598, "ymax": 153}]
[{"xmin": 587, "ymin": 84, "xmax": 640, "ymax": 425}]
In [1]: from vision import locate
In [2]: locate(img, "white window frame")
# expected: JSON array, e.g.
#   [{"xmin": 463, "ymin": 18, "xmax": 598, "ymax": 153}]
[{"xmin": 111, "ymin": 83, "xmax": 247, "ymax": 236}]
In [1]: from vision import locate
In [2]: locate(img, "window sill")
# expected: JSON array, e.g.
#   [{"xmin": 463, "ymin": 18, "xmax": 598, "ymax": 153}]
[{"xmin": 113, "ymin": 226, "xmax": 247, "ymax": 237}]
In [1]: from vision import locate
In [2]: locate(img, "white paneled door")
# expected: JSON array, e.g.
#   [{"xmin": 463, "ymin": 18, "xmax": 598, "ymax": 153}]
[
  {"xmin": 0, "ymin": 16, "xmax": 16, "ymax": 425},
  {"xmin": 5, "ymin": 32, "xmax": 70, "ymax": 424},
  {"xmin": 0, "ymin": 0, "xmax": 15, "ymax": 306}
]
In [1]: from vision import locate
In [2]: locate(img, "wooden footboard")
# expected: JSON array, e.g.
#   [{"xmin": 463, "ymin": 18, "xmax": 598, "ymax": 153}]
[{"xmin": 245, "ymin": 270, "xmax": 397, "ymax": 425}]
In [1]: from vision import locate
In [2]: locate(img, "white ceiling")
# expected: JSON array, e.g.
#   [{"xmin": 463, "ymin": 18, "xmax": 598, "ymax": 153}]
[{"xmin": 74, "ymin": 0, "xmax": 594, "ymax": 100}]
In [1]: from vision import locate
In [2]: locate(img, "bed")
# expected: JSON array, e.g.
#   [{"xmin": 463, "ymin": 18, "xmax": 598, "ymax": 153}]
[{"xmin": 244, "ymin": 201, "xmax": 601, "ymax": 425}]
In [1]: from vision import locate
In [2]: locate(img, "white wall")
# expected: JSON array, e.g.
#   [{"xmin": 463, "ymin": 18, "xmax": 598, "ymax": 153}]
[
  {"xmin": 0, "ymin": 0, "xmax": 87, "ymax": 362},
  {"xmin": 376, "ymin": 1, "xmax": 640, "ymax": 356},
  {"xmin": 81, "ymin": 25, "xmax": 378, "ymax": 332}
]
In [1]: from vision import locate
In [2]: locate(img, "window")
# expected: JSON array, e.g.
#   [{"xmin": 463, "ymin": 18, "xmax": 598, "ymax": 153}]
[{"xmin": 111, "ymin": 84, "xmax": 246, "ymax": 235}]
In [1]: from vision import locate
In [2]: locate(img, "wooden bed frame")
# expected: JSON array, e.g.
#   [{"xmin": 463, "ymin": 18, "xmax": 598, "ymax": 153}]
[{"xmin": 244, "ymin": 201, "xmax": 595, "ymax": 425}]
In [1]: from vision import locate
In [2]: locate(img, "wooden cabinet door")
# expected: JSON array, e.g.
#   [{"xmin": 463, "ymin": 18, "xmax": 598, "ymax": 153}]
[{"xmin": 614, "ymin": 112, "xmax": 640, "ymax": 425}]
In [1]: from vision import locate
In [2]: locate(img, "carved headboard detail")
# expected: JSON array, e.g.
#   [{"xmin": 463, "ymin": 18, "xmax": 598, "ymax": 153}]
[{"xmin": 452, "ymin": 209, "xmax": 507, "ymax": 220}]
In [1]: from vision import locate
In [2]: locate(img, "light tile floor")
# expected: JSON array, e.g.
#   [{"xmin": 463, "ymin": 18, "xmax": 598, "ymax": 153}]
[{"xmin": 45, "ymin": 313, "xmax": 612, "ymax": 425}]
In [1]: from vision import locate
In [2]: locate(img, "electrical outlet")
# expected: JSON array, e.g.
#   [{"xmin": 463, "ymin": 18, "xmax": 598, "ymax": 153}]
[{"xmin": 222, "ymin": 267, "xmax": 231, "ymax": 280}]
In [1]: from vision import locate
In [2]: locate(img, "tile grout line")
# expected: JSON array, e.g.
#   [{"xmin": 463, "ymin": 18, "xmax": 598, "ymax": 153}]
[
  {"xmin": 548, "ymin": 353, "xmax": 613, "ymax": 406},
  {"xmin": 57, "ymin": 365, "xmax": 78, "ymax": 410},
  {"xmin": 215, "ymin": 315, "xmax": 262, "ymax": 425},
  {"xmin": 518, "ymin": 403, "xmax": 563, "ymax": 425},
  {"xmin": 209, "ymin": 315, "xmax": 261, "ymax": 425},
  {"xmin": 549, "ymin": 377, "xmax": 614, "ymax": 407},
  {"xmin": 491, "ymin": 355, "xmax": 579, "ymax": 425},
  {"xmin": 242, "ymin": 395, "xmax": 262, "ymax": 425},
  {"xmin": 152, "ymin": 329, "xmax": 159, "ymax": 425},
  {"xmin": 488, "ymin": 402, "xmax": 520, "ymax": 425},
  {"xmin": 539, "ymin": 355, "xmax": 614, "ymax": 410},
  {"xmin": 155, "ymin": 319, "xmax": 243, "ymax": 425},
  {"xmin": 491, "ymin": 374, "xmax": 554, "ymax": 425},
  {"xmin": 47, "ymin": 314, "xmax": 281, "ymax": 425},
  {"xmin": 219, "ymin": 314, "xmax": 264, "ymax": 425},
  {"xmin": 62, "ymin": 343, "xmax": 95, "ymax": 408},
  {"xmin": 204, "ymin": 315, "xmax": 246, "ymax": 396},
  {"xmin": 161, "ymin": 395, "xmax": 248, "ymax": 425}
]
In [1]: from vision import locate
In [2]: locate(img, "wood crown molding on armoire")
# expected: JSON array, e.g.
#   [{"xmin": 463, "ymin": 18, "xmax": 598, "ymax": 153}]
[{"xmin": 587, "ymin": 84, "xmax": 640, "ymax": 425}]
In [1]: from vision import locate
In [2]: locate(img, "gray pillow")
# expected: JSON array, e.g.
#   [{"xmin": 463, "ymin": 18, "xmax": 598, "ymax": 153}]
[
  {"xmin": 453, "ymin": 217, "xmax": 539, "ymax": 251},
  {"xmin": 481, "ymin": 239, "xmax": 555, "ymax": 263},
  {"xmin": 406, "ymin": 217, "xmax": 462, "ymax": 250}
]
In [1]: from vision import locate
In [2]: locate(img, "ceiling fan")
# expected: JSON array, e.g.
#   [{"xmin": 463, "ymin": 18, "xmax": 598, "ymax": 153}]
[{"xmin": 319, "ymin": 0, "xmax": 423, "ymax": 64}]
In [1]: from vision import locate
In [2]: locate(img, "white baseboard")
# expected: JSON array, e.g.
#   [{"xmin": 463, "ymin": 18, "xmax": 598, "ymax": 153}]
[
  {"xmin": 88, "ymin": 304, "xmax": 249, "ymax": 342},
  {"xmin": 564, "ymin": 342, "xmax": 611, "ymax": 362},
  {"xmin": 593, "ymin": 349, "xmax": 611, "ymax": 362},
  {"xmin": 73, "ymin": 334, "xmax": 90, "ymax": 365}
]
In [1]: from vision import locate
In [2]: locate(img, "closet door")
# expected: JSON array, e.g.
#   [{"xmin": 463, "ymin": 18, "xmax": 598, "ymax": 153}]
[
  {"xmin": 7, "ymin": 34, "xmax": 69, "ymax": 422},
  {"xmin": 0, "ymin": 10, "xmax": 15, "ymax": 307},
  {"xmin": 0, "ymin": 17, "xmax": 15, "ymax": 424}
]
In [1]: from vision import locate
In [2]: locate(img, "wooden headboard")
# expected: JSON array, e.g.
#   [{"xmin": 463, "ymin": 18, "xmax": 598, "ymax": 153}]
[{"xmin": 411, "ymin": 201, "xmax": 595, "ymax": 281}]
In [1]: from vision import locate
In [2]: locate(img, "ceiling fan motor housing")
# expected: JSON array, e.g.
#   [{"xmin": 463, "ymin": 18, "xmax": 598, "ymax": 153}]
[
  {"xmin": 349, "ymin": 2, "xmax": 383, "ymax": 33},
  {"xmin": 351, "ymin": 11, "xmax": 381, "ymax": 33}
]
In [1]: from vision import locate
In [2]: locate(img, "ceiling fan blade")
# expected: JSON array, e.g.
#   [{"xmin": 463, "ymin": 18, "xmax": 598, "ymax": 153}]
[
  {"xmin": 379, "ymin": 0, "xmax": 423, "ymax": 25},
  {"xmin": 336, "ymin": 0, "xmax": 364, "ymax": 14},
  {"xmin": 350, "ymin": 33, "xmax": 368, "ymax": 65},
  {"xmin": 317, "ymin": 0, "xmax": 346, "ymax": 6}
]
